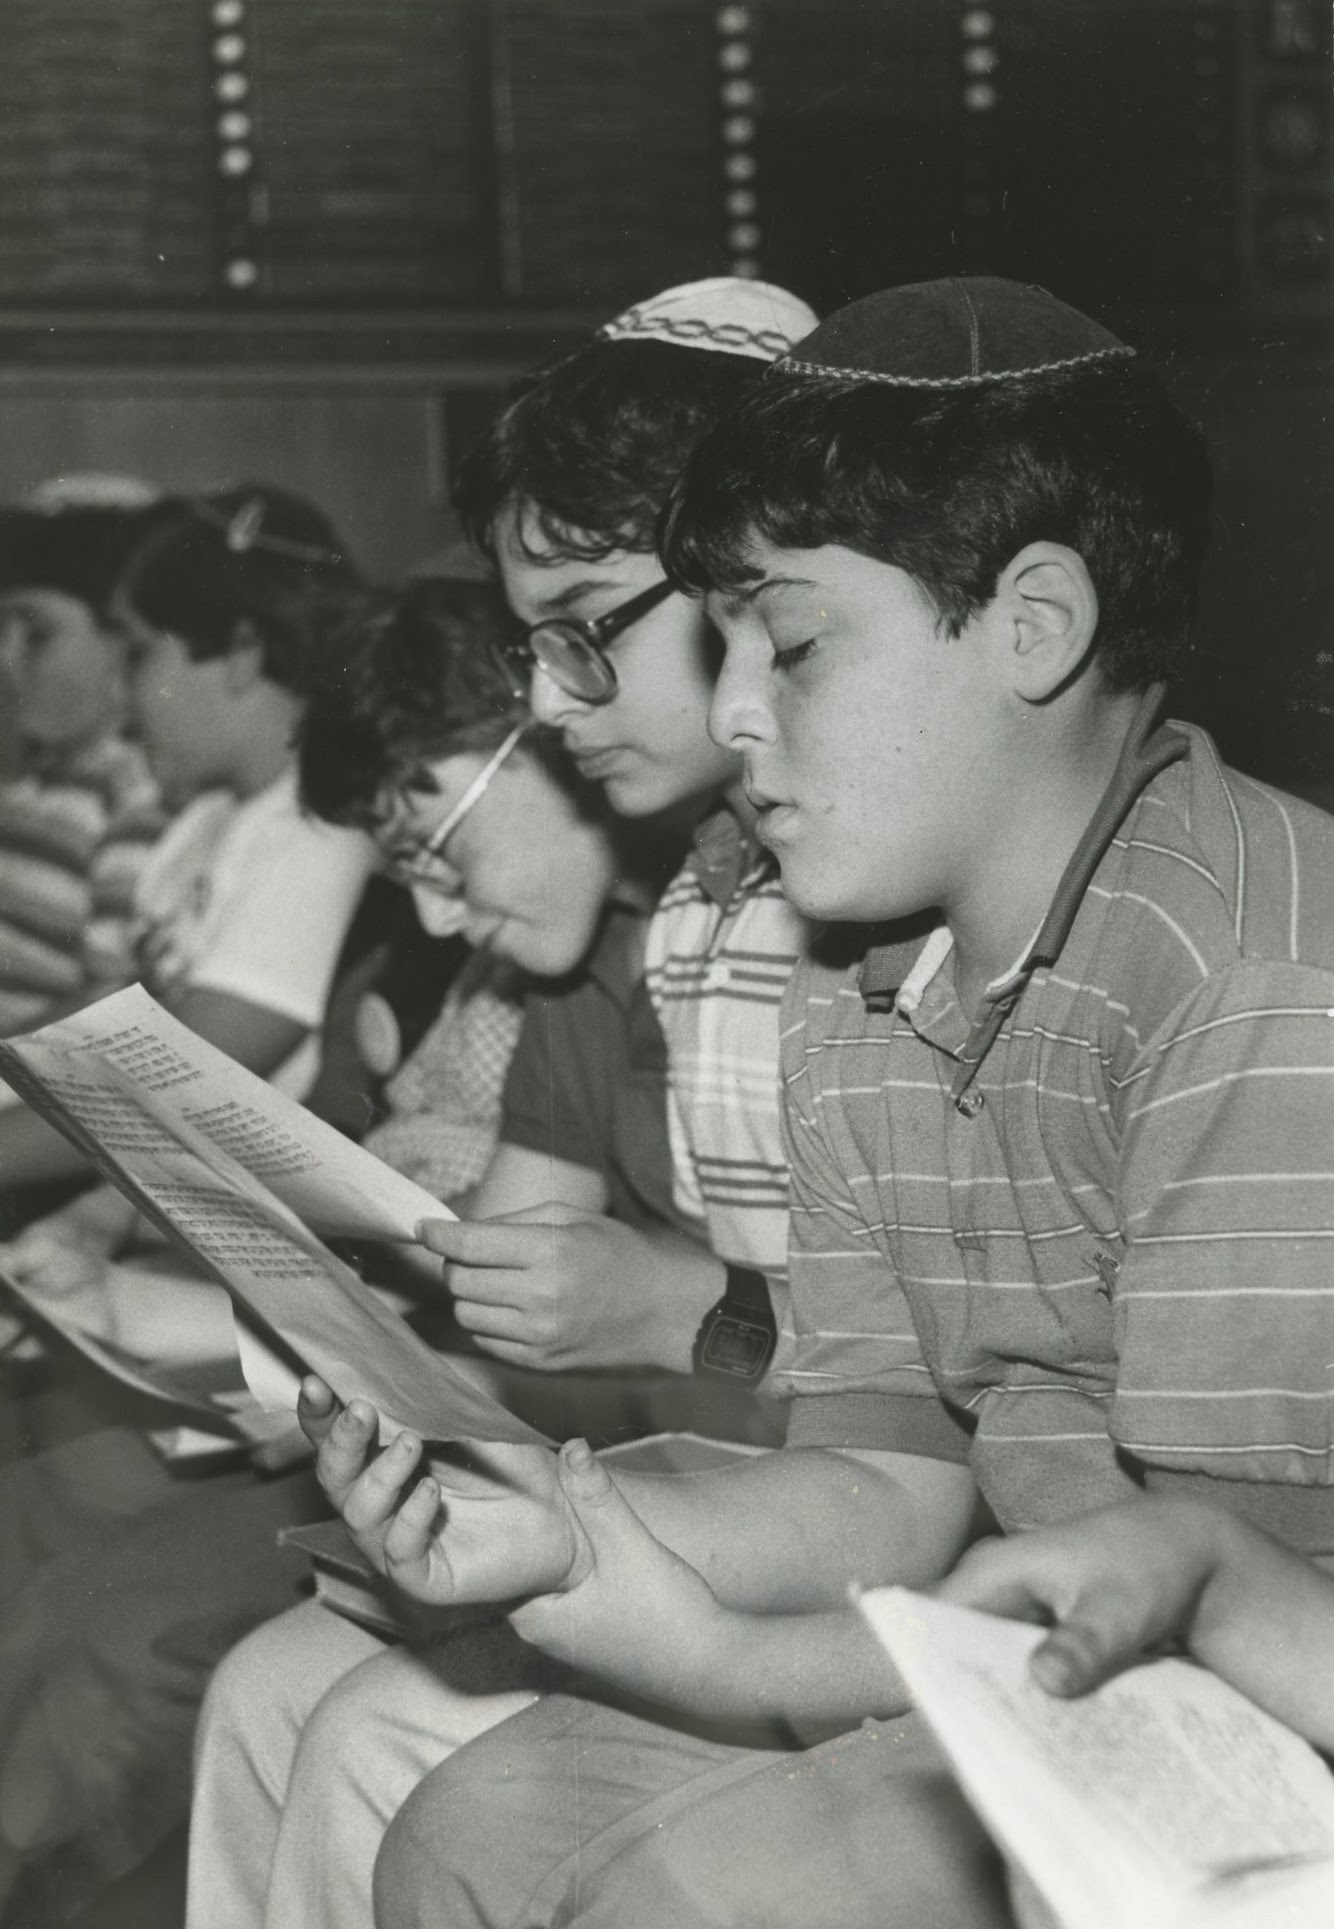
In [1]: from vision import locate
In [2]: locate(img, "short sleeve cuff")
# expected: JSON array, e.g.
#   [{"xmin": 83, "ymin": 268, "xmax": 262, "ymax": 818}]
[
  {"xmin": 498, "ymin": 1116, "xmax": 605, "ymax": 1176},
  {"xmin": 1142, "ymin": 1467, "xmax": 1334, "ymax": 1561},
  {"xmin": 785, "ymin": 1391, "xmax": 973, "ymax": 1463}
]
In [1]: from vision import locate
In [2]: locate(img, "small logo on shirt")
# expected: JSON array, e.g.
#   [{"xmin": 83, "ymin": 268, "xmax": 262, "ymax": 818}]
[{"xmin": 1090, "ymin": 1246, "xmax": 1121, "ymax": 1299}]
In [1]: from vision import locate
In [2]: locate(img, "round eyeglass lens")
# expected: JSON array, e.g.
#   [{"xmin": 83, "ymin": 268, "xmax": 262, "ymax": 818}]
[{"xmin": 528, "ymin": 625, "xmax": 619, "ymax": 703}]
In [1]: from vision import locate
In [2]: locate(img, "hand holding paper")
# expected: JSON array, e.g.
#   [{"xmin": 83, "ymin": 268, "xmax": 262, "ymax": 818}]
[
  {"xmin": 0, "ymin": 985, "xmax": 551, "ymax": 1448},
  {"xmin": 298, "ymin": 1376, "xmax": 575, "ymax": 1606},
  {"xmin": 939, "ymin": 1498, "xmax": 1334, "ymax": 1753},
  {"xmin": 860, "ymin": 1577, "xmax": 1334, "ymax": 1929},
  {"xmin": 420, "ymin": 1209, "xmax": 723, "ymax": 1373}
]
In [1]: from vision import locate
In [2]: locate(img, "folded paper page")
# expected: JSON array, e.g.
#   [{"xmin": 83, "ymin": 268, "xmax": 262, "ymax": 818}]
[{"xmin": 859, "ymin": 1586, "xmax": 1334, "ymax": 1929}]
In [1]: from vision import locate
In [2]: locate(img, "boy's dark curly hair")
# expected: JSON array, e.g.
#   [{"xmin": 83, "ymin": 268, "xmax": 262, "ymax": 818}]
[
  {"xmin": 0, "ymin": 502, "xmax": 173, "ymax": 614},
  {"xmin": 661, "ymin": 359, "xmax": 1213, "ymax": 691},
  {"xmin": 118, "ymin": 484, "xmax": 361, "ymax": 696},
  {"xmin": 298, "ymin": 576, "xmax": 535, "ymax": 829},
  {"xmin": 454, "ymin": 340, "xmax": 773, "ymax": 561}
]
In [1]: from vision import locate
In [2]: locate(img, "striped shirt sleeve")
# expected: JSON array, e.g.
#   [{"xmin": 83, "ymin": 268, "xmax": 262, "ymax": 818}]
[
  {"xmin": 1109, "ymin": 958, "xmax": 1334, "ymax": 1496},
  {"xmin": 775, "ymin": 972, "xmax": 972, "ymax": 1462}
]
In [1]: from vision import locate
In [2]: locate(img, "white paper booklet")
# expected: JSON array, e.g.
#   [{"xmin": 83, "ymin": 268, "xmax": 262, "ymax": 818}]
[
  {"xmin": 0, "ymin": 1251, "xmax": 306, "ymax": 1462},
  {"xmin": 0, "ymin": 984, "xmax": 550, "ymax": 1446},
  {"xmin": 859, "ymin": 1586, "xmax": 1334, "ymax": 1929}
]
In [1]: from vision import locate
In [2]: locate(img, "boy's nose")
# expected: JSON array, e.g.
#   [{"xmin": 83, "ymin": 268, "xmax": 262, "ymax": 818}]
[
  {"xmin": 708, "ymin": 651, "xmax": 773, "ymax": 752},
  {"xmin": 528, "ymin": 663, "xmax": 593, "ymax": 729}
]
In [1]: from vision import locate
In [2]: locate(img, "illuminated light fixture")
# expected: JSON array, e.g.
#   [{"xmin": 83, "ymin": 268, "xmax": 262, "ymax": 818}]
[
  {"xmin": 717, "ymin": 0, "xmax": 762, "ymax": 275},
  {"xmin": 209, "ymin": 0, "xmax": 260, "ymax": 295},
  {"xmin": 960, "ymin": 7, "xmax": 1000, "ymax": 116}
]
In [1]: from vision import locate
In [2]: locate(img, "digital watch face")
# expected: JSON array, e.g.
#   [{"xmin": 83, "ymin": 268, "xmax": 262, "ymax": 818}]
[{"xmin": 699, "ymin": 1314, "xmax": 773, "ymax": 1379}]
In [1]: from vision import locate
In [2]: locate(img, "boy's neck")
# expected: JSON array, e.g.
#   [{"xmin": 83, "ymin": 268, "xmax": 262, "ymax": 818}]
[
  {"xmin": 223, "ymin": 689, "xmax": 302, "ymax": 801},
  {"xmin": 945, "ymin": 686, "xmax": 1146, "ymax": 1020}
]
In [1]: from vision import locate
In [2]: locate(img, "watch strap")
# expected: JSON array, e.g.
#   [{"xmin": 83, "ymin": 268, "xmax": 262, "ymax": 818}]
[
  {"xmin": 719, "ymin": 1263, "xmax": 775, "ymax": 1323},
  {"xmin": 691, "ymin": 1264, "xmax": 777, "ymax": 1381}
]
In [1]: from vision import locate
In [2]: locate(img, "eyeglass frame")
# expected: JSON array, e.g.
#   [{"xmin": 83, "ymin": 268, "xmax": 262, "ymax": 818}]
[
  {"xmin": 494, "ymin": 577, "xmax": 676, "ymax": 707},
  {"xmin": 380, "ymin": 720, "xmax": 530, "ymax": 894}
]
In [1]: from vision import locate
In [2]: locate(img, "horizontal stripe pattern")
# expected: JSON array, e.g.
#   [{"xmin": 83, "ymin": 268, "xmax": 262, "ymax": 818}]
[
  {"xmin": 0, "ymin": 737, "xmax": 167, "ymax": 1035},
  {"xmin": 775, "ymin": 723, "xmax": 1334, "ymax": 1553}
]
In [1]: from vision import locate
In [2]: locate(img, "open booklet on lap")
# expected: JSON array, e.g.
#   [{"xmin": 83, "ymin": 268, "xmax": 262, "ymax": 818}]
[
  {"xmin": 0, "ymin": 983, "xmax": 550, "ymax": 1447},
  {"xmin": 859, "ymin": 1586, "xmax": 1334, "ymax": 1929}
]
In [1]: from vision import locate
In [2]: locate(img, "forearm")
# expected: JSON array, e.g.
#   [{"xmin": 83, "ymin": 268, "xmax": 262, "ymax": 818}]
[
  {"xmin": 1189, "ymin": 1508, "xmax": 1334, "ymax": 1752},
  {"xmin": 615, "ymin": 1597, "xmax": 910, "ymax": 1730},
  {"xmin": 167, "ymin": 987, "xmax": 308, "ymax": 1079},
  {"xmin": 633, "ymin": 1225, "xmax": 725, "ymax": 1371},
  {"xmin": 617, "ymin": 1447, "xmax": 978, "ymax": 1611},
  {"xmin": 471, "ymin": 1144, "xmax": 608, "ymax": 1219}
]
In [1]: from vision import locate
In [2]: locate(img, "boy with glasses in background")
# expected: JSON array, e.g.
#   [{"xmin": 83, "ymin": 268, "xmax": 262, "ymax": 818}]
[{"xmin": 417, "ymin": 275, "xmax": 821, "ymax": 1405}]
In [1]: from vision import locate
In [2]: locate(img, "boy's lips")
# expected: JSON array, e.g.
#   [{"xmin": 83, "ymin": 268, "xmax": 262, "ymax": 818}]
[
  {"xmin": 744, "ymin": 777, "xmax": 792, "ymax": 814},
  {"xmin": 569, "ymin": 743, "xmax": 632, "ymax": 781},
  {"xmin": 745, "ymin": 780, "xmax": 799, "ymax": 843}
]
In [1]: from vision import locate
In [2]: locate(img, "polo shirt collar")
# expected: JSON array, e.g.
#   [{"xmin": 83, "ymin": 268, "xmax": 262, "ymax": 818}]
[
  {"xmin": 859, "ymin": 686, "xmax": 1190, "ymax": 1091},
  {"xmin": 1011, "ymin": 684, "xmax": 1189, "ymax": 980},
  {"xmin": 686, "ymin": 802, "xmax": 764, "ymax": 910}
]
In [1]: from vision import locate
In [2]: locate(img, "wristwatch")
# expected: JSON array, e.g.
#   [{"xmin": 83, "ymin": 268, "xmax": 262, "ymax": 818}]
[{"xmin": 692, "ymin": 1264, "xmax": 777, "ymax": 1383}]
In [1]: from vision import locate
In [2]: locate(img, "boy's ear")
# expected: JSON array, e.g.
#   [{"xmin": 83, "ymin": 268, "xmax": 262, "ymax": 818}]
[
  {"xmin": 990, "ymin": 543, "xmax": 1099, "ymax": 703},
  {"xmin": 222, "ymin": 618, "xmax": 266, "ymax": 694}
]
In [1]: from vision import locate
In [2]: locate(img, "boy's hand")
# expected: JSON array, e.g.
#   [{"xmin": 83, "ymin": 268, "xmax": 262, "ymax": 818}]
[
  {"xmin": 509, "ymin": 1439, "xmax": 725, "ymax": 1704},
  {"xmin": 297, "ymin": 1375, "xmax": 578, "ymax": 1606},
  {"xmin": 3, "ymin": 1183, "xmax": 140, "ymax": 1285},
  {"xmin": 1, "ymin": 1218, "xmax": 118, "ymax": 1339},
  {"xmin": 944, "ymin": 1499, "xmax": 1334, "ymax": 1755},
  {"xmin": 937, "ymin": 1500, "xmax": 1230, "ymax": 1697},
  {"xmin": 417, "ymin": 1208, "xmax": 722, "ymax": 1373}
]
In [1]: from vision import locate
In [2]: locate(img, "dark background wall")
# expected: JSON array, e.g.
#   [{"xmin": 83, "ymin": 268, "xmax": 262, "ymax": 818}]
[{"xmin": 0, "ymin": 0, "xmax": 1329, "ymax": 793}]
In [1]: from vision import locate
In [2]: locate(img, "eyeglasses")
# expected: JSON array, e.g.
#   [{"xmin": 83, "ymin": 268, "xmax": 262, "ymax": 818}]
[
  {"xmin": 380, "ymin": 721, "xmax": 529, "ymax": 896},
  {"xmin": 495, "ymin": 578, "xmax": 675, "ymax": 707}
]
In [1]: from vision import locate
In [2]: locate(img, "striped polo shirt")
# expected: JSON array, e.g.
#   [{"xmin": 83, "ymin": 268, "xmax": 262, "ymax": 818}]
[
  {"xmin": 644, "ymin": 806, "xmax": 809, "ymax": 1295},
  {"xmin": 776, "ymin": 693, "xmax": 1334, "ymax": 1555},
  {"xmin": 0, "ymin": 734, "xmax": 165, "ymax": 1037}
]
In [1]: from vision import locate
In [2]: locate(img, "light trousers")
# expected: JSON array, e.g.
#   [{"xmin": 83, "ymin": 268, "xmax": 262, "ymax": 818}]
[
  {"xmin": 187, "ymin": 1599, "xmax": 545, "ymax": 1929},
  {"xmin": 375, "ymin": 1693, "xmax": 1012, "ymax": 1929}
]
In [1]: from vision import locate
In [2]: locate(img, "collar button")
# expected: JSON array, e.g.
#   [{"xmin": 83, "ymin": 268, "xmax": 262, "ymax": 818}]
[{"xmin": 955, "ymin": 1089, "xmax": 986, "ymax": 1120}]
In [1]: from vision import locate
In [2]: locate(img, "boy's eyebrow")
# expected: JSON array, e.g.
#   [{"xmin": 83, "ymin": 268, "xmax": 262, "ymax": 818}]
[
  {"xmin": 533, "ymin": 577, "xmax": 631, "ymax": 616},
  {"xmin": 713, "ymin": 576, "xmax": 818, "ymax": 615}
]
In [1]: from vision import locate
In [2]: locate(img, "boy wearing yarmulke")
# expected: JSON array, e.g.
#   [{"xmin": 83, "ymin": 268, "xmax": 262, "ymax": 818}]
[
  {"xmin": 313, "ymin": 278, "xmax": 1334, "ymax": 1929},
  {"xmin": 417, "ymin": 275, "xmax": 823, "ymax": 1400}
]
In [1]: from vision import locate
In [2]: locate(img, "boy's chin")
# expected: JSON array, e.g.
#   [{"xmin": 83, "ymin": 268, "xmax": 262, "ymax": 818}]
[
  {"xmin": 769, "ymin": 852, "xmax": 842, "ymax": 919},
  {"xmin": 601, "ymin": 772, "xmax": 680, "ymax": 819},
  {"xmin": 774, "ymin": 856, "xmax": 900, "ymax": 927}
]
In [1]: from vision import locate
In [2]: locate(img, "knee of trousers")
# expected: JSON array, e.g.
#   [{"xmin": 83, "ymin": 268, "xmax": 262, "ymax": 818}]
[
  {"xmin": 287, "ymin": 1664, "xmax": 392, "ymax": 1796},
  {"xmin": 373, "ymin": 1767, "xmax": 505, "ymax": 1929},
  {"xmin": 194, "ymin": 1615, "xmax": 301, "ymax": 1772}
]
